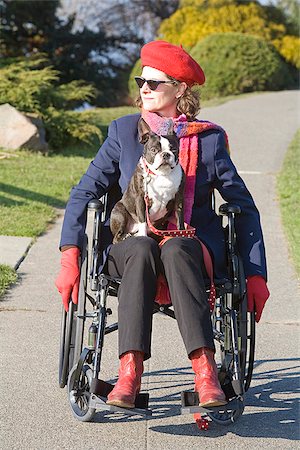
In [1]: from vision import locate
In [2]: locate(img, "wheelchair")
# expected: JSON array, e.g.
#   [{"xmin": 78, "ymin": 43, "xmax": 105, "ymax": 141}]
[{"xmin": 58, "ymin": 191, "xmax": 255, "ymax": 428}]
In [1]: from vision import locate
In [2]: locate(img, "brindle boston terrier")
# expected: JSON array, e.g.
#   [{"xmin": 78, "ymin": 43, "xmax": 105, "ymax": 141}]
[{"xmin": 110, "ymin": 118, "xmax": 185, "ymax": 244}]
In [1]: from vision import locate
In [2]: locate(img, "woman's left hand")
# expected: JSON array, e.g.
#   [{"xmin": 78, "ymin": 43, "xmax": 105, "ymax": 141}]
[{"xmin": 246, "ymin": 275, "xmax": 270, "ymax": 323}]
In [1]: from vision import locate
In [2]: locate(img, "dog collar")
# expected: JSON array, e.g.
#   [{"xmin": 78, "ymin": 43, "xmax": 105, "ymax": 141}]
[{"xmin": 139, "ymin": 156, "xmax": 158, "ymax": 176}]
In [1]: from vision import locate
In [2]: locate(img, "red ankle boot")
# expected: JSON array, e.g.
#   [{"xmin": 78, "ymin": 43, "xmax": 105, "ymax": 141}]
[
  {"xmin": 106, "ymin": 351, "xmax": 144, "ymax": 408},
  {"xmin": 191, "ymin": 347, "xmax": 227, "ymax": 407}
]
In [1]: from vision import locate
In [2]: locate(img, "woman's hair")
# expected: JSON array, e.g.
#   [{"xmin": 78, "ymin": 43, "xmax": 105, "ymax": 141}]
[{"xmin": 135, "ymin": 74, "xmax": 201, "ymax": 121}]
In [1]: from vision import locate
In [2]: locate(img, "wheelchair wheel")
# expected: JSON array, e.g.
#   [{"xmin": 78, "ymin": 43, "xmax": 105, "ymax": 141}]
[
  {"xmin": 58, "ymin": 236, "xmax": 89, "ymax": 388},
  {"xmin": 58, "ymin": 302, "xmax": 76, "ymax": 388},
  {"xmin": 67, "ymin": 364, "xmax": 96, "ymax": 422},
  {"xmin": 243, "ymin": 311, "xmax": 255, "ymax": 391},
  {"xmin": 73, "ymin": 236, "xmax": 89, "ymax": 365},
  {"xmin": 223, "ymin": 255, "xmax": 255, "ymax": 392},
  {"xmin": 209, "ymin": 257, "xmax": 254, "ymax": 425},
  {"xmin": 208, "ymin": 398, "xmax": 245, "ymax": 425},
  {"xmin": 236, "ymin": 258, "xmax": 248, "ymax": 387},
  {"xmin": 234, "ymin": 256, "xmax": 256, "ymax": 392}
]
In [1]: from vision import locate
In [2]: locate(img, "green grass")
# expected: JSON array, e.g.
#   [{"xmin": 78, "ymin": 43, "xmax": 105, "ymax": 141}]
[
  {"xmin": 81, "ymin": 106, "xmax": 138, "ymax": 139},
  {"xmin": 277, "ymin": 129, "xmax": 300, "ymax": 275},
  {"xmin": 0, "ymin": 144, "xmax": 98, "ymax": 237},
  {"xmin": 0, "ymin": 265, "xmax": 17, "ymax": 297}
]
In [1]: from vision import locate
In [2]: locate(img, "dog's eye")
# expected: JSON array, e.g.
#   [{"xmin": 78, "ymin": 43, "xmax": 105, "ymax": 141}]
[{"xmin": 150, "ymin": 147, "xmax": 157, "ymax": 153}]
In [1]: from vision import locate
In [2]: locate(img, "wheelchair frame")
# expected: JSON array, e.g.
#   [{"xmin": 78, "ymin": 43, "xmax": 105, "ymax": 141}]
[{"xmin": 58, "ymin": 194, "xmax": 255, "ymax": 426}]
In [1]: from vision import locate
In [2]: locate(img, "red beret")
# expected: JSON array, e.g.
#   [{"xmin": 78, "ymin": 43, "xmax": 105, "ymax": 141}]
[{"xmin": 141, "ymin": 40, "xmax": 205, "ymax": 87}]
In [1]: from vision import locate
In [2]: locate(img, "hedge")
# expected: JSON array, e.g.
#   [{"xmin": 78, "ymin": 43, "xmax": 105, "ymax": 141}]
[{"xmin": 190, "ymin": 32, "xmax": 293, "ymax": 99}]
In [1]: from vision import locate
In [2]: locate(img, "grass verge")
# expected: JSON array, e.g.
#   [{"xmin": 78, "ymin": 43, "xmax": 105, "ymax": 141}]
[
  {"xmin": 277, "ymin": 129, "xmax": 300, "ymax": 275},
  {"xmin": 0, "ymin": 144, "xmax": 98, "ymax": 237},
  {"xmin": 0, "ymin": 265, "xmax": 17, "ymax": 297},
  {"xmin": 81, "ymin": 106, "xmax": 138, "ymax": 140}
]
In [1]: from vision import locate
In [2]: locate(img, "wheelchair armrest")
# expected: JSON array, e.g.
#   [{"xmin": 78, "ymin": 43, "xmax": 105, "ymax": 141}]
[
  {"xmin": 219, "ymin": 203, "xmax": 241, "ymax": 216},
  {"xmin": 88, "ymin": 199, "xmax": 104, "ymax": 212}
]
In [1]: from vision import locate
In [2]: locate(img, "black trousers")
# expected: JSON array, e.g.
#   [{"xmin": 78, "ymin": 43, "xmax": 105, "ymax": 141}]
[{"xmin": 105, "ymin": 236, "xmax": 215, "ymax": 360}]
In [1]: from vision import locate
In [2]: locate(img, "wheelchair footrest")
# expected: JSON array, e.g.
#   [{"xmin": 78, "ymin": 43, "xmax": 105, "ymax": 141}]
[
  {"xmin": 90, "ymin": 378, "xmax": 113, "ymax": 397},
  {"xmin": 89, "ymin": 378, "xmax": 152, "ymax": 416},
  {"xmin": 181, "ymin": 391, "xmax": 242, "ymax": 414}
]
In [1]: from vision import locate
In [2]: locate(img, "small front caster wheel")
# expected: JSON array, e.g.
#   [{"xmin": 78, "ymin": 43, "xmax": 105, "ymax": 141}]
[{"xmin": 67, "ymin": 364, "xmax": 96, "ymax": 422}]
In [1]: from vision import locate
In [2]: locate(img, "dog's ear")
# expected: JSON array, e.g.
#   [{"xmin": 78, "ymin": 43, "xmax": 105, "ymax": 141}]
[{"xmin": 138, "ymin": 118, "xmax": 151, "ymax": 144}]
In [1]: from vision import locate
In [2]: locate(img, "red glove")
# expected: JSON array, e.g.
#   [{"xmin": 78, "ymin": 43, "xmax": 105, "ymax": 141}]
[
  {"xmin": 247, "ymin": 275, "xmax": 270, "ymax": 323},
  {"xmin": 55, "ymin": 247, "xmax": 80, "ymax": 312}
]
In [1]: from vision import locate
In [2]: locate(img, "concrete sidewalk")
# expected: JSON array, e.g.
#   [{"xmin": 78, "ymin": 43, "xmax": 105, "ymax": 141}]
[{"xmin": 0, "ymin": 235, "xmax": 33, "ymax": 269}]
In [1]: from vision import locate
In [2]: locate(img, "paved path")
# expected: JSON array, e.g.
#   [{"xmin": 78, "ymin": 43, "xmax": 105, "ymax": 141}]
[{"xmin": 0, "ymin": 91, "xmax": 299, "ymax": 450}]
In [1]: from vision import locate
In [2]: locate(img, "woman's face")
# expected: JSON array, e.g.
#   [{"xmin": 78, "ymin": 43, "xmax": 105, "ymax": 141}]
[{"xmin": 139, "ymin": 66, "xmax": 187, "ymax": 118}]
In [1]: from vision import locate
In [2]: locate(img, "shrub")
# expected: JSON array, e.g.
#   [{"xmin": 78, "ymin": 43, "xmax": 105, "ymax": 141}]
[
  {"xmin": 42, "ymin": 107, "xmax": 102, "ymax": 149},
  {"xmin": 159, "ymin": 3, "xmax": 287, "ymax": 49},
  {"xmin": 0, "ymin": 56, "xmax": 102, "ymax": 150},
  {"xmin": 273, "ymin": 35, "xmax": 300, "ymax": 69},
  {"xmin": 128, "ymin": 59, "xmax": 142, "ymax": 104},
  {"xmin": 190, "ymin": 33, "xmax": 293, "ymax": 99},
  {"xmin": 180, "ymin": 0, "xmax": 236, "ymax": 6},
  {"xmin": 0, "ymin": 57, "xmax": 58, "ymax": 113}
]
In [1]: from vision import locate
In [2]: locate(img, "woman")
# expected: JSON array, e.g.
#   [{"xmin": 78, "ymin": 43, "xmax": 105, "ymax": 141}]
[{"xmin": 55, "ymin": 40, "xmax": 270, "ymax": 410}]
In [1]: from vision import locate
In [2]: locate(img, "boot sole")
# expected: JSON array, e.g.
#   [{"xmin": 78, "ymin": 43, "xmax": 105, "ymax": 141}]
[
  {"xmin": 106, "ymin": 399, "xmax": 135, "ymax": 409},
  {"xmin": 199, "ymin": 399, "xmax": 227, "ymax": 408}
]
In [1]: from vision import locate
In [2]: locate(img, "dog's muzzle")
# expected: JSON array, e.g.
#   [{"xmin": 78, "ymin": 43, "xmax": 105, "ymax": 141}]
[{"xmin": 153, "ymin": 151, "xmax": 176, "ymax": 170}]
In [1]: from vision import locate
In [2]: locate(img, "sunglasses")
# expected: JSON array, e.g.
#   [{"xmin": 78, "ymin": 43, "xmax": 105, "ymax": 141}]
[{"xmin": 134, "ymin": 76, "xmax": 177, "ymax": 91}]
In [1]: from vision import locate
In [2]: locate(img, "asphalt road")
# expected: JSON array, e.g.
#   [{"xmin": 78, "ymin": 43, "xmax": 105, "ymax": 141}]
[{"xmin": 1, "ymin": 91, "xmax": 299, "ymax": 450}]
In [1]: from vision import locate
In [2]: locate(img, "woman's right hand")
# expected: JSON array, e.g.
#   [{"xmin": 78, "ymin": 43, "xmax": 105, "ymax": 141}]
[
  {"xmin": 55, "ymin": 247, "xmax": 80, "ymax": 312},
  {"xmin": 247, "ymin": 275, "xmax": 270, "ymax": 323}
]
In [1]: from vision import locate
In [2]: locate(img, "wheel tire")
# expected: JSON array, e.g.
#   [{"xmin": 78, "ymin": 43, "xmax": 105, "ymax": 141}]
[
  {"xmin": 73, "ymin": 235, "xmax": 89, "ymax": 366},
  {"xmin": 58, "ymin": 235, "xmax": 89, "ymax": 388},
  {"xmin": 58, "ymin": 302, "xmax": 76, "ymax": 388},
  {"xmin": 208, "ymin": 398, "xmax": 245, "ymax": 425},
  {"xmin": 58, "ymin": 308, "xmax": 67, "ymax": 388},
  {"xmin": 236, "ymin": 256, "xmax": 256, "ymax": 392},
  {"xmin": 237, "ymin": 256, "xmax": 248, "ymax": 386},
  {"xmin": 68, "ymin": 364, "xmax": 96, "ymax": 422},
  {"xmin": 244, "ymin": 311, "xmax": 255, "ymax": 392},
  {"xmin": 211, "ymin": 257, "xmax": 249, "ymax": 425}
]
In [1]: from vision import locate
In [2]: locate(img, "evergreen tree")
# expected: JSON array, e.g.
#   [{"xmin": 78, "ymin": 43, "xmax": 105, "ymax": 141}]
[
  {"xmin": 0, "ymin": 0, "xmax": 60, "ymax": 57},
  {"xmin": 0, "ymin": 0, "xmax": 139, "ymax": 106}
]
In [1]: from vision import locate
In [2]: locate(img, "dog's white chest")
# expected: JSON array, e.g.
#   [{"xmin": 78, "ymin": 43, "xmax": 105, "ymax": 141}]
[{"xmin": 147, "ymin": 164, "xmax": 182, "ymax": 221}]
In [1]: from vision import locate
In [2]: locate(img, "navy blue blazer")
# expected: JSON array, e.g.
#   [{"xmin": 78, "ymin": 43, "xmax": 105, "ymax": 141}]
[{"xmin": 60, "ymin": 113, "xmax": 267, "ymax": 280}]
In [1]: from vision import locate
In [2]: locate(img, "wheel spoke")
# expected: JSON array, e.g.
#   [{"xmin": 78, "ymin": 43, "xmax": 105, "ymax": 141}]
[{"xmin": 68, "ymin": 364, "xmax": 96, "ymax": 421}]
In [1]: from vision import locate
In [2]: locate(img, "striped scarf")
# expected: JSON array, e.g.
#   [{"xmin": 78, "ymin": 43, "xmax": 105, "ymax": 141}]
[{"xmin": 142, "ymin": 110, "xmax": 229, "ymax": 224}]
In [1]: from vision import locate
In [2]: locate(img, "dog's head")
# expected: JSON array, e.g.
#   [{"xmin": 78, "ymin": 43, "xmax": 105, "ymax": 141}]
[{"xmin": 138, "ymin": 118, "xmax": 179, "ymax": 174}]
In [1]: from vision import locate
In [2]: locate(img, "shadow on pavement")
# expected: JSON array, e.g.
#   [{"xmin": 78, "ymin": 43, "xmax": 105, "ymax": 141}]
[
  {"xmin": 89, "ymin": 358, "xmax": 299, "ymax": 440},
  {"xmin": 147, "ymin": 358, "xmax": 299, "ymax": 439}
]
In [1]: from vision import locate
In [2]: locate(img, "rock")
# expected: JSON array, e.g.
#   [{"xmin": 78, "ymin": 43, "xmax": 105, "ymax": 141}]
[{"xmin": 0, "ymin": 103, "xmax": 48, "ymax": 152}]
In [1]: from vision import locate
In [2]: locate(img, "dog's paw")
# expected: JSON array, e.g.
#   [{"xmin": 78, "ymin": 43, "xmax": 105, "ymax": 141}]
[
  {"xmin": 113, "ymin": 233, "xmax": 132, "ymax": 244},
  {"xmin": 123, "ymin": 233, "xmax": 133, "ymax": 240}
]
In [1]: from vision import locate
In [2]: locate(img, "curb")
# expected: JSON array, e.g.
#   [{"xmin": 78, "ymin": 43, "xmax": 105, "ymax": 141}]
[{"xmin": 0, "ymin": 236, "xmax": 34, "ymax": 270}]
